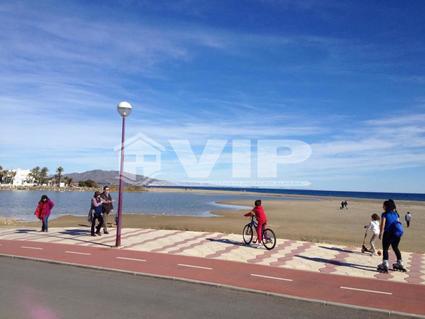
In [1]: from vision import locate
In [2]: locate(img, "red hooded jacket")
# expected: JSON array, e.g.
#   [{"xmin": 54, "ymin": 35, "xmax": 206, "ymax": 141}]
[{"xmin": 35, "ymin": 199, "xmax": 55, "ymax": 219}]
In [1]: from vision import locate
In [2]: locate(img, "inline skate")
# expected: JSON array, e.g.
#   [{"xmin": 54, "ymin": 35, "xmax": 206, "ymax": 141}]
[
  {"xmin": 392, "ymin": 262, "xmax": 407, "ymax": 272},
  {"xmin": 377, "ymin": 262, "xmax": 389, "ymax": 273}
]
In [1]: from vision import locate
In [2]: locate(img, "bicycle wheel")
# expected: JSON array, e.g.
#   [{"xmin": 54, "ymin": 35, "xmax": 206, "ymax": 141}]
[
  {"xmin": 242, "ymin": 224, "xmax": 253, "ymax": 245},
  {"xmin": 262, "ymin": 228, "xmax": 276, "ymax": 250}
]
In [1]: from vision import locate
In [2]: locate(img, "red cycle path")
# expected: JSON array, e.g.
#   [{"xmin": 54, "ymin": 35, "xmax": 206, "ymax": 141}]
[{"xmin": 1, "ymin": 239, "xmax": 424, "ymax": 317}]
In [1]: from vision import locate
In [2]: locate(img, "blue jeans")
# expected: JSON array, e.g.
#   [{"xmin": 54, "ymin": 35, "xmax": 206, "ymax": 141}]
[{"xmin": 42, "ymin": 216, "xmax": 49, "ymax": 232}]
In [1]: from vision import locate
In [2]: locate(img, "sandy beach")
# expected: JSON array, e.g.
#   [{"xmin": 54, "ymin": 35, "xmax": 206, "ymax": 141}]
[{"xmin": 1, "ymin": 188, "xmax": 424, "ymax": 253}]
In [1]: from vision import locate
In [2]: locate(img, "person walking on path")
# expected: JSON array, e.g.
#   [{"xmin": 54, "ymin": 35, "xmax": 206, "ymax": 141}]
[
  {"xmin": 34, "ymin": 195, "xmax": 55, "ymax": 232},
  {"xmin": 244, "ymin": 200, "xmax": 268, "ymax": 245},
  {"xmin": 362, "ymin": 213, "xmax": 380, "ymax": 255},
  {"xmin": 100, "ymin": 186, "xmax": 114, "ymax": 234},
  {"xmin": 91, "ymin": 191, "xmax": 105, "ymax": 237},
  {"xmin": 405, "ymin": 212, "xmax": 412, "ymax": 228},
  {"xmin": 377, "ymin": 199, "xmax": 406, "ymax": 273}
]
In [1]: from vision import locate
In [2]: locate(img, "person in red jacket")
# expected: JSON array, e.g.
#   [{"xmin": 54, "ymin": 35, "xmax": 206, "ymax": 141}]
[
  {"xmin": 34, "ymin": 195, "xmax": 55, "ymax": 232},
  {"xmin": 244, "ymin": 200, "xmax": 268, "ymax": 244}
]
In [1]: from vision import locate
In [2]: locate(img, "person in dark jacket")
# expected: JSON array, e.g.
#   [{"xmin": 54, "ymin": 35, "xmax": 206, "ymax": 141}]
[
  {"xmin": 100, "ymin": 186, "xmax": 114, "ymax": 234},
  {"xmin": 405, "ymin": 212, "xmax": 412, "ymax": 228}
]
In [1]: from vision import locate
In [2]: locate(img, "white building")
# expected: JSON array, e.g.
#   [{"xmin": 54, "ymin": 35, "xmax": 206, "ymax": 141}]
[{"xmin": 12, "ymin": 168, "xmax": 32, "ymax": 186}]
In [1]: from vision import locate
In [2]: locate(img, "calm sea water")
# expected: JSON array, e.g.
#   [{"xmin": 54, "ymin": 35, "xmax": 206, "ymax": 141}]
[{"xmin": 0, "ymin": 190, "xmax": 288, "ymax": 220}]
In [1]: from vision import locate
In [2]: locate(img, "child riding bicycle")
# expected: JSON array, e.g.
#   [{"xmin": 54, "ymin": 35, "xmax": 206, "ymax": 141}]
[{"xmin": 244, "ymin": 200, "xmax": 268, "ymax": 244}]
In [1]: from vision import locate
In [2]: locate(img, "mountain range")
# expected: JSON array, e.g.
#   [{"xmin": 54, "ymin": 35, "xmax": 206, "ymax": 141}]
[{"xmin": 64, "ymin": 170, "xmax": 171, "ymax": 186}]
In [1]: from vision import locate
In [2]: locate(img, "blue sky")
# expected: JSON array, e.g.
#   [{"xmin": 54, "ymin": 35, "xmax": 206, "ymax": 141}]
[{"xmin": 0, "ymin": 0, "xmax": 424, "ymax": 192}]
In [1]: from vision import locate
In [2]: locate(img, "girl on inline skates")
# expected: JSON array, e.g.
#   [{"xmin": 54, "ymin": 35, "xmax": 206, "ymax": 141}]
[{"xmin": 377, "ymin": 199, "xmax": 406, "ymax": 273}]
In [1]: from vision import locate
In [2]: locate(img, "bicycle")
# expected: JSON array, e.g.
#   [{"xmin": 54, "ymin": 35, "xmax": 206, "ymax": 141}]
[{"xmin": 242, "ymin": 215, "xmax": 276, "ymax": 250}]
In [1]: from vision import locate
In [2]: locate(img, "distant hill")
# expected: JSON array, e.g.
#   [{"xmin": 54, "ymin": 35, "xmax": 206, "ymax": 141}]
[{"xmin": 64, "ymin": 170, "xmax": 170, "ymax": 186}]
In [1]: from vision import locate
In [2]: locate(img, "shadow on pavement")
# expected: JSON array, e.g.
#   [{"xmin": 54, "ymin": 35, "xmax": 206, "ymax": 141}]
[
  {"xmin": 59, "ymin": 229, "xmax": 91, "ymax": 236},
  {"xmin": 318, "ymin": 246, "xmax": 362, "ymax": 255},
  {"xmin": 15, "ymin": 229, "xmax": 39, "ymax": 234},
  {"xmin": 206, "ymin": 238, "xmax": 255, "ymax": 248},
  {"xmin": 295, "ymin": 255, "xmax": 377, "ymax": 272}
]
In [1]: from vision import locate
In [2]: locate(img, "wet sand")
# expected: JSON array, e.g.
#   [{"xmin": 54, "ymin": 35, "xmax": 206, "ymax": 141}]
[{"xmin": 2, "ymin": 191, "xmax": 424, "ymax": 253}]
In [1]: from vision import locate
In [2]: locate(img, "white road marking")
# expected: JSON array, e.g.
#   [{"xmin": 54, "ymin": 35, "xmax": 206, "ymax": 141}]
[
  {"xmin": 65, "ymin": 251, "xmax": 91, "ymax": 256},
  {"xmin": 177, "ymin": 263, "xmax": 212, "ymax": 270},
  {"xmin": 250, "ymin": 273, "xmax": 293, "ymax": 282},
  {"xmin": 21, "ymin": 246, "xmax": 43, "ymax": 250},
  {"xmin": 116, "ymin": 257, "xmax": 146, "ymax": 262},
  {"xmin": 340, "ymin": 286, "xmax": 392, "ymax": 295}
]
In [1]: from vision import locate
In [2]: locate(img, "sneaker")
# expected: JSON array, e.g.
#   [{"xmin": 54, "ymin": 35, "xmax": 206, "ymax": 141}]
[
  {"xmin": 361, "ymin": 245, "xmax": 370, "ymax": 253},
  {"xmin": 104, "ymin": 231, "xmax": 109, "ymax": 235},
  {"xmin": 95, "ymin": 231, "xmax": 101, "ymax": 236}
]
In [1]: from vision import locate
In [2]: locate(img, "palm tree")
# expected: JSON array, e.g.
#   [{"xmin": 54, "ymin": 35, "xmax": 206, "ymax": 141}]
[
  {"xmin": 65, "ymin": 176, "xmax": 72, "ymax": 187},
  {"xmin": 29, "ymin": 166, "xmax": 41, "ymax": 185},
  {"xmin": 56, "ymin": 166, "xmax": 64, "ymax": 187},
  {"xmin": 3, "ymin": 170, "xmax": 16, "ymax": 184},
  {"xmin": 40, "ymin": 167, "xmax": 49, "ymax": 185}
]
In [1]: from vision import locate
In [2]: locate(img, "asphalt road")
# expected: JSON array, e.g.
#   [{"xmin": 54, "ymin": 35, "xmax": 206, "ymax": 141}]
[{"xmin": 0, "ymin": 257, "xmax": 414, "ymax": 319}]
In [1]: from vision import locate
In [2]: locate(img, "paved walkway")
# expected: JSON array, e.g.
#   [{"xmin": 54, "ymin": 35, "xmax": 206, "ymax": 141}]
[
  {"xmin": 1, "ymin": 227, "xmax": 425, "ymax": 317},
  {"xmin": 0, "ymin": 227, "xmax": 423, "ymax": 285}
]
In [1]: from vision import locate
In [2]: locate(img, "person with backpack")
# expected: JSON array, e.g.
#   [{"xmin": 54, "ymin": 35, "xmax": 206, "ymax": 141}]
[{"xmin": 377, "ymin": 199, "xmax": 406, "ymax": 273}]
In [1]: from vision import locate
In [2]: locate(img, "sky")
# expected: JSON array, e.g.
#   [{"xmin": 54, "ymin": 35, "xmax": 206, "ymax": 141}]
[{"xmin": 0, "ymin": 0, "xmax": 424, "ymax": 193}]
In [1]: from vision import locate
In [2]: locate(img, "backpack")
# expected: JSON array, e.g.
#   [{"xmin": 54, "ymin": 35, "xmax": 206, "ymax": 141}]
[{"xmin": 390, "ymin": 221, "xmax": 404, "ymax": 238}]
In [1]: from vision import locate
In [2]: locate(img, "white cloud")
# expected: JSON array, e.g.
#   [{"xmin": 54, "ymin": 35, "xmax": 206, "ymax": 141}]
[{"xmin": 1, "ymin": 2, "xmax": 425, "ymax": 192}]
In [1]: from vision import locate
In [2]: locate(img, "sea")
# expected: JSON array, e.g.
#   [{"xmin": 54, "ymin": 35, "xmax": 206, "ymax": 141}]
[
  {"xmin": 0, "ymin": 190, "xmax": 283, "ymax": 220},
  {"xmin": 0, "ymin": 186, "xmax": 423, "ymax": 221}
]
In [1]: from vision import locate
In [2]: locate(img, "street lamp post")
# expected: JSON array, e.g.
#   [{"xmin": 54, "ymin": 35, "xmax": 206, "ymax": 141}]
[{"xmin": 115, "ymin": 101, "xmax": 132, "ymax": 247}]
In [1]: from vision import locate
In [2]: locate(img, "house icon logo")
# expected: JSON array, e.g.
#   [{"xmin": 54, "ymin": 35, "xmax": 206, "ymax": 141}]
[{"xmin": 114, "ymin": 133, "xmax": 165, "ymax": 185}]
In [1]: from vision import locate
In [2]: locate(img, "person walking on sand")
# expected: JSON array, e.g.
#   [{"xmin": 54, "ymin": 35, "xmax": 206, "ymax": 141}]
[
  {"xmin": 34, "ymin": 195, "xmax": 55, "ymax": 232},
  {"xmin": 362, "ymin": 213, "xmax": 380, "ymax": 255},
  {"xmin": 244, "ymin": 200, "xmax": 268, "ymax": 246},
  {"xmin": 100, "ymin": 186, "xmax": 114, "ymax": 234},
  {"xmin": 377, "ymin": 199, "xmax": 406, "ymax": 273},
  {"xmin": 405, "ymin": 212, "xmax": 412, "ymax": 228},
  {"xmin": 91, "ymin": 191, "xmax": 105, "ymax": 237}
]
